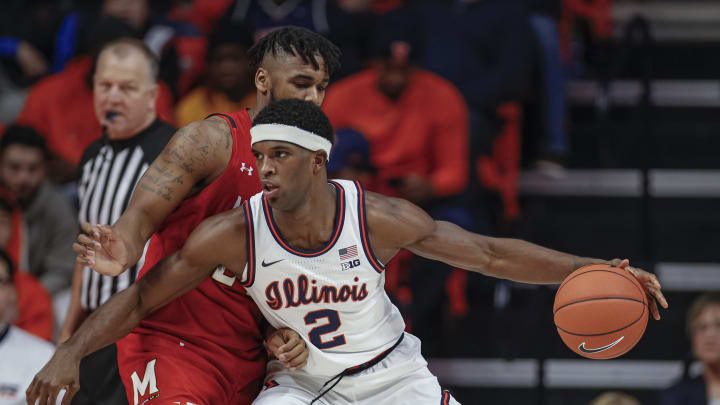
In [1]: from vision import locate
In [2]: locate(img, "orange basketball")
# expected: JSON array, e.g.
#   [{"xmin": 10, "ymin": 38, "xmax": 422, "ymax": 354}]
[{"xmin": 553, "ymin": 264, "xmax": 648, "ymax": 359}]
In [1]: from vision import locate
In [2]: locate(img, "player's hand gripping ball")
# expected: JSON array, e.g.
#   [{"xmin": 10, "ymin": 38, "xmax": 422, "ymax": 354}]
[{"xmin": 553, "ymin": 264, "xmax": 649, "ymax": 359}]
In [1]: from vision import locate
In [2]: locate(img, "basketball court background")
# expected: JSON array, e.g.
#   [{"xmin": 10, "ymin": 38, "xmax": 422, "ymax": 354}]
[{"xmin": 429, "ymin": 2, "xmax": 720, "ymax": 403}]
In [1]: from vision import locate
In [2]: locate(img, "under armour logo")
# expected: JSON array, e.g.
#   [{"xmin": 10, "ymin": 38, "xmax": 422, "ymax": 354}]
[{"xmin": 240, "ymin": 162, "xmax": 254, "ymax": 176}]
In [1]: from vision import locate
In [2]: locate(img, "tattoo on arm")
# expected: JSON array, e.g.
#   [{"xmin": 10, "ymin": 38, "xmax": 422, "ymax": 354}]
[
  {"xmin": 137, "ymin": 124, "xmax": 216, "ymax": 201},
  {"xmin": 223, "ymin": 130, "xmax": 231, "ymax": 149},
  {"xmin": 139, "ymin": 162, "xmax": 180, "ymax": 200},
  {"xmin": 140, "ymin": 182, "xmax": 172, "ymax": 201},
  {"xmin": 171, "ymin": 125, "xmax": 212, "ymax": 176},
  {"xmin": 209, "ymin": 117, "xmax": 232, "ymax": 151}
]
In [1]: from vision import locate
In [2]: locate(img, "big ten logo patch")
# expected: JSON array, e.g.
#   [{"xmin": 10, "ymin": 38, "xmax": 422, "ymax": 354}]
[
  {"xmin": 341, "ymin": 259, "xmax": 361, "ymax": 271},
  {"xmin": 131, "ymin": 359, "xmax": 159, "ymax": 405}
]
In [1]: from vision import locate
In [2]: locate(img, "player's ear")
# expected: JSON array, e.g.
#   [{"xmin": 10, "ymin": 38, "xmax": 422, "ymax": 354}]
[
  {"xmin": 312, "ymin": 151, "xmax": 328, "ymax": 174},
  {"xmin": 255, "ymin": 68, "xmax": 270, "ymax": 94}
]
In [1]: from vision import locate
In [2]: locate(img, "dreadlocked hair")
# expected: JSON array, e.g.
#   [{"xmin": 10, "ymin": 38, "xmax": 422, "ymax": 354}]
[{"xmin": 248, "ymin": 26, "xmax": 342, "ymax": 77}]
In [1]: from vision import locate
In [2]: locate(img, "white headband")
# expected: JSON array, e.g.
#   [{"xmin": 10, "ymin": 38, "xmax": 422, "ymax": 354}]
[{"xmin": 251, "ymin": 124, "xmax": 332, "ymax": 158}]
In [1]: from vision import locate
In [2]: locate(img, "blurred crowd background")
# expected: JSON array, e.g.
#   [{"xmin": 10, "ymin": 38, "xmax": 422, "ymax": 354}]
[{"xmin": 1, "ymin": 0, "xmax": 719, "ymax": 404}]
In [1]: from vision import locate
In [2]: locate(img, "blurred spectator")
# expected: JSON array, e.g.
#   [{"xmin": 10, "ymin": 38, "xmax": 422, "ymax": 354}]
[
  {"xmin": 14, "ymin": 268, "xmax": 53, "ymax": 343},
  {"xmin": 48, "ymin": 0, "xmax": 201, "ymax": 93},
  {"xmin": 15, "ymin": 16, "xmax": 174, "ymax": 181},
  {"xmin": 166, "ymin": 0, "xmax": 239, "ymax": 95},
  {"xmin": 100, "ymin": 0, "xmax": 203, "ymax": 98},
  {"xmin": 660, "ymin": 292, "xmax": 720, "ymax": 405},
  {"xmin": 0, "ymin": 248, "xmax": 56, "ymax": 405},
  {"xmin": 0, "ymin": 195, "xmax": 53, "ymax": 342},
  {"xmin": 415, "ymin": 0, "xmax": 535, "ymax": 158},
  {"xmin": 324, "ymin": 29, "xmax": 473, "ymax": 355},
  {"xmin": 590, "ymin": 391, "xmax": 642, "ymax": 405},
  {"xmin": 3, "ymin": 40, "xmax": 47, "ymax": 81},
  {"xmin": 0, "ymin": 1, "xmax": 57, "ymax": 81},
  {"xmin": 0, "ymin": 1, "xmax": 58, "ymax": 124},
  {"xmin": 168, "ymin": 0, "xmax": 236, "ymax": 34},
  {"xmin": 0, "ymin": 37, "xmax": 47, "ymax": 117},
  {"xmin": 175, "ymin": 21, "xmax": 255, "ymax": 126},
  {"xmin": 324, "ymin": 35, "xmax": 469, "ymax": 203},
  {"xmin": 99, "ymin": 0, "xmax": 154, "ymax": 33},
  {"xmin": 525, "ymin": 0, "xmax": 568, "ymax": 165},
  {"xmin": 60, "ymin": 38, "xmax": 175, "ymax": 405},
  {"xmin": 224, "ymin": 0, "xmax": 375, "ymax": 78},
  {"xmin": 0, "ymin": 126, "xmax": 76, "ymax": 298},
  {"xmin": 327, "ymin": 128, "xmax": 376, "ymax": 186},
  {"xmin": 0, "ymin": 189, "xmax": 27, "ymax": 272},
  {"xmin": 413, "ymin": 0, "xmax": 568, "ymax": 164}
]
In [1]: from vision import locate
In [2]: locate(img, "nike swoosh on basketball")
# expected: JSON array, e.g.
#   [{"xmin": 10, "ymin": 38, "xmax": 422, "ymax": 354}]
[
  {"xmin": 262, "ymin": 259, "xmax": 284, "ymax": 267},
  {"xmin": 578, "ymin": 336, "xmax": 625, "ymax": 354}
]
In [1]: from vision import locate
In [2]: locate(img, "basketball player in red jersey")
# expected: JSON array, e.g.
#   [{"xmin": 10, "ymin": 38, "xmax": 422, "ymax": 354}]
[{"xmin": 26, "ymin": 27, "xmax": 342, "ymax": 405}]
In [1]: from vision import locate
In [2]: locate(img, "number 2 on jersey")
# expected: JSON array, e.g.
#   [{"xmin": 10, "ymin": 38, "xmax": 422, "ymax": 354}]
[{"xmin": 304, "ymin": 309, "xmax": 346, "ymax": 349}]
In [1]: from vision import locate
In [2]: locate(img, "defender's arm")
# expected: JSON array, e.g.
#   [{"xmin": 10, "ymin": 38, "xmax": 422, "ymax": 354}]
[
  {"xmin": 28, "ymin": 209, "xmax": 247, "ymax": 405},
  {"xmin": 96, "ymin": 117, "xmax": 233, "ymax": 275}
]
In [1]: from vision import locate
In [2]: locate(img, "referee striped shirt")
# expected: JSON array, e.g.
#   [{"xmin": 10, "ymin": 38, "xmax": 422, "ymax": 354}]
[{"xmin": 78, "ymin": 120, "xmax": 174, "ymax": 311}]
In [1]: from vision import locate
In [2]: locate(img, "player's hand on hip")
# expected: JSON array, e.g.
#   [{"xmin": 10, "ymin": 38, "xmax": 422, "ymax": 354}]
[
  {"xmin": 73, "ymin": 223, "xmax": 128, "ymax": 276},
  {"xmin": 26, "ymin": 344, "xmax": 81, "ymax": 405},
  {"xmin": 611, "ymin": 258, "xmax": 669, "ymax": 321},
  {"xmin": 265, "ymin": 328, "xmax": 309, "ymax": 370}
]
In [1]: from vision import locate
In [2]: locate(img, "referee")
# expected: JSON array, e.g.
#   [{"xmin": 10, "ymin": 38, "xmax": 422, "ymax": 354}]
[{"xmin": 60, "ymin": 38, "xmax": 174, "ymax": 405}]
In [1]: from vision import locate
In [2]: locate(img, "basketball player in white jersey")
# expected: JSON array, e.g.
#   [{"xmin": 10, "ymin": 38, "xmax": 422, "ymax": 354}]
[{"xmin": 73, "ymin": 99, "xmax": 668, "ymax": 405}]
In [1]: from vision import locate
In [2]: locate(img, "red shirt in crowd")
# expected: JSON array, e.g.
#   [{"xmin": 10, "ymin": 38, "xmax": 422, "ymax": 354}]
[
  {"xmin": 14, "ymin": 271, "xmax": 53, "ymax": 342},
  {"xmin": 3, "ymin": 198, "xmax": 53, "ymax": 342},
  {"xmin": 324, "ymin": 68, "xmax": 469, "ymax": 198}
]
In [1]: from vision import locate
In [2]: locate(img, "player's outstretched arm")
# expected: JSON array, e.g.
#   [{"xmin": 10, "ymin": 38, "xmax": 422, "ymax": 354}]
[
  {"xmin": 27, "ymin": 209, "xmax": 247, "ymax": 405},
  {"xmin": 83, "ymin": 117, "xmax": 233, "ymax": 276},
  {"xmin": 365, "ymin": 192, "xmax": 588, "ymax": 283},
  {"xmin": 365, "ymin": 192, "xmax": 667, "ymax": 317}
]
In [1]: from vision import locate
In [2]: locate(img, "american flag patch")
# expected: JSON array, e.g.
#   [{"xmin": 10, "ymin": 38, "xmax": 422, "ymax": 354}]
[{"xmin": 338, "ymin": 245, "xmax": 358, "ymax": 260}]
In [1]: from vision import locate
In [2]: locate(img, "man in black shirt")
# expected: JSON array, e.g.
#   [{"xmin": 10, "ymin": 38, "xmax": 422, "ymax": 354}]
[{"xmin": 61, "ymin": 37, "xmax": 174, "ymax": 405}]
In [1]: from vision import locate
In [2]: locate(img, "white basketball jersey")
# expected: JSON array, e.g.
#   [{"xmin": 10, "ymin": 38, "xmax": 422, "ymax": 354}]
[{"xmin": 240, "ymin": 180, "xmax": 406, "ymax": 377}]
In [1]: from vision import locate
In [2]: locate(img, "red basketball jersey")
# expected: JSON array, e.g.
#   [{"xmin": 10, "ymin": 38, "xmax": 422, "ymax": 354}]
[{"xmin": 116, "ymin": 111, "xmax": 265, "ymax": 393}]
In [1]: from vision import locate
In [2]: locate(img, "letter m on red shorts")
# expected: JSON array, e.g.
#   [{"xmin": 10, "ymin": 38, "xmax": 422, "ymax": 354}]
[{"xmin": 131, "ymin": 359, "xmax": 159, "ymax": 405}]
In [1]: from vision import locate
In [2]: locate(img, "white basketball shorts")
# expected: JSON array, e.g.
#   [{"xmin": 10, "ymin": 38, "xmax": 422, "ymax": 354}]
[{"xmin": 253, "ymin": 333, "xmax": 460, "ymax": 405}]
